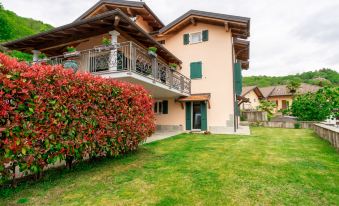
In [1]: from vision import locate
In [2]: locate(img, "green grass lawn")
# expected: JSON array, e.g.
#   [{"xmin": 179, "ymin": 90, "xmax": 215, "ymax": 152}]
[{"xmin": 1, "ymin": 128, "xmax": 338, "ymax": 205}]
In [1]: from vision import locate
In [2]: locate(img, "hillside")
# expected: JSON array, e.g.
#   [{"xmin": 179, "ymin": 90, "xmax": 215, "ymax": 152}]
[
  {"xmin": 243, "ymin": 69, "xmax": 339, "ymax": 87},
  {"xmin": 0, "ymin": 4, "xmax": 53, "ymax": 42}
]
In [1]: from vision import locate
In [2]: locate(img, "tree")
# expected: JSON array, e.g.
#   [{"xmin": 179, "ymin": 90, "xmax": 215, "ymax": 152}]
[
  {"xmin": 286, "ymin": 80, "xmax": 301, "ymax": 96},
  {"xmin": 291, "ymin": 87, "xmax": 339, "ymax": 121},
  {"xmin": 258, "ymin": 100, "xmax": 276, "ymax": 120},
  {"xmin": 0, "ymin": 13, "xmax": 12, "ymax": 41}
]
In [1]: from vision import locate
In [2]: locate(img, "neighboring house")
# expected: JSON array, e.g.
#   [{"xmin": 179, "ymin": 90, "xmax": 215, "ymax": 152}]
[
  {"xmin": 260, "ymin": 83, "xmax": 321, "ymax": 111},
  {"xmin": 1, "ymin": 0, "xmax": 250, "ymax": 134},
  {"xmin": 240, "ymin": 86, "xmax": 264, "ymax": 110}
]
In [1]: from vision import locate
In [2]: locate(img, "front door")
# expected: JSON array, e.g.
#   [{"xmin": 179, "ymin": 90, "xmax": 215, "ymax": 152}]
[
  {"xmin": 193, "ymin": 102, "xmax": 202, "ymax": 130},
  {"xmin": 185, "ymin": 101, "xmax": 207, "ymax": 131}
]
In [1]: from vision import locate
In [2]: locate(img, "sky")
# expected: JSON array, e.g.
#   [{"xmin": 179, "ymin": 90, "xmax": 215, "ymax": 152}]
[{"xmin": 2, "ymin": 0, "xmax": 339, "ymax": 76}]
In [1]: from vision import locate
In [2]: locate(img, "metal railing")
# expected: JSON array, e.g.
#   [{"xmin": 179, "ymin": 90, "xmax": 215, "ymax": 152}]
[{"xmin": 47, "ymin": 41, "xmax": 191, "ymax": 95}]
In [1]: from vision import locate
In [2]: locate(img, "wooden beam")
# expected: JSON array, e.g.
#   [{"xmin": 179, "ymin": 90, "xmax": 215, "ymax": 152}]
[
  {"xmin": 127, "ymin": 7, "xmax": 135, "ymax": 17},
  {"xmin": 41, "ymin": 39, "xmax": 89, "ymax": 53},
  {"xmin": 114, "ymin": 16, "xmax": 120, "ymax": 27},
  {"xmin": 190, "ymin": 17, "xmax": 196, "ymax": 26},
  {"xmin": 35, "ymin": 28, "xmax": 111, "ymax": 50},
  {"xmin": 224, "ymin": 22, "xmax": 230, "ymax": 32}
]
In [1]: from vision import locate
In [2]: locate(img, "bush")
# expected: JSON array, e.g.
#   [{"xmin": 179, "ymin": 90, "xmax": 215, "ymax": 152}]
[
  {"xmin": 291, "ymin": 87, "xmax": 339, "ymax": 121},
  {"xmin": 294, "ymin": 123, "xmax": 301, "ymax": 129},
  {"xmin": 0, "ymin": 53, "xmax": 155, "ymax": 184}
]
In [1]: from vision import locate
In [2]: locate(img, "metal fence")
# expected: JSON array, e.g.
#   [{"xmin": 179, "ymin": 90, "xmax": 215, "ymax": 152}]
[{"xmin": 47, "ymin": 41, "xmax": 191, "ymax": 95}]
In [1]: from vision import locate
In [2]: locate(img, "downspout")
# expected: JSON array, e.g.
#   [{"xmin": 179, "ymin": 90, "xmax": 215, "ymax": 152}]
[{"xmin": 231, "ymin": 37, "xmax": 237, "ymax": 133}]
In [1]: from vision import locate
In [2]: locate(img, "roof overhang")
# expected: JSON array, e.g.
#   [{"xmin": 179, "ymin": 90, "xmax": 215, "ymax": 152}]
[
  {"xmin": 234, "ymin": 38, "xmax": 250, "ymax": 69},
  {"xmin": 237, "ymin": 95, "xmax": 250, "ymax": 105},
  {"xmin": 242, "ymin": 86, "xmax": 263, "ymax": 99},
  {"xmin": 75, "ymin": 0, "xmax": 164, "ymax": 30},
  {"xmin": 253, "ymin": 87, "xmax": 264, "ymax": 99},
  {"xmin": 158, "ymin": 10, "xmax": 250, "ymax": 39},
  {"xmin": 1, "ymin": 9, "xmax": 181, "ymax": 64}
]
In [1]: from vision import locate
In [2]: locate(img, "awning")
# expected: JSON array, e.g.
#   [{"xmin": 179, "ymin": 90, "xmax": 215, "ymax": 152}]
[{"xmin": 177, "ymin": 93, "xmax": 211, "ymax": 108}]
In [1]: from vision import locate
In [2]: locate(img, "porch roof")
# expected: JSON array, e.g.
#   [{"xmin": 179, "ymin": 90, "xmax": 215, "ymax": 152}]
[
  {"xmin": 177, "ymin": 93, "xmax": 211, "ymax": 109},
  {"xmin": 1, "ymin": 9, "xmax": 181, "ymax": 64},
  {"xmin": 177, "ymin": 93, "xmax": 211, "ymax": 102}
]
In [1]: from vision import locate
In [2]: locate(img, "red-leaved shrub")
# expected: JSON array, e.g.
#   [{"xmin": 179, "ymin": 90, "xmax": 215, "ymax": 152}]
[{"xmin": 0, "ymin": 53, "xmax": 155, "ymax": 183}]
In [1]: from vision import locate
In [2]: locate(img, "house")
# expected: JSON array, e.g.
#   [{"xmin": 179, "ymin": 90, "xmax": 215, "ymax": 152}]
[
  {"xmin": 260, "ymin": 83, "xmax": 321, "ymax": 111},
  {"xmin": 1, "ymin": 0, "xmax": 250, "ymax": 134},
  {"xmin": 240, "ymin": 86, "xmax": 264, "ymax": 110}
]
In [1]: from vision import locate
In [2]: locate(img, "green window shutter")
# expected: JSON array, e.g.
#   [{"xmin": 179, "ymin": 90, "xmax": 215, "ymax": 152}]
[
  {"xmin": 162, "ymin": 100, "xmax": 168, "ymax": 114},
  {"xmin": 202, "ymin": 30, "xmax": 209, "ymax": 42},
  {"xmin": 190, "ymin": 62, "xmax": 202, "ymax": 79},
  {"xmin": 201, "ymin": 101, "xmax": 208, "ymax": 131},
  {"xmin": 183, "ymin": 33, "xmax": 189, "ymax": 45},
  {"xmin": 185, "ymin": 102, "xmax": 192, "ymax": 130},
  {"xmin": 234, "ymin": 63, "xmax": 242, "ymax": 96}
]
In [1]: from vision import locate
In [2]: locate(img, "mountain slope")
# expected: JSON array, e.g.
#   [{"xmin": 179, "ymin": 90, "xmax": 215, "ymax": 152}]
[
  {"xmin": 243, "ymin": 69, "xmax": 339, "ymax": 87},
  {"xmin": 0, "ymin": 5, "xmax": 53, "ymax": 42}
]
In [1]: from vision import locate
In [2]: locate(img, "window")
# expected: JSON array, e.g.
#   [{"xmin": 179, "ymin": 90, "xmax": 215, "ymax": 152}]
[
  {"xmin": 190, "ymin": 32, "xmax": 202, "ymax": 44},
  {"xmin": 253, "ymin": 99, "xmax": 256, "ymax": 103},
  {"xmin": 154, "ymin": 100, "xmax": 168, "ymax": 114},
  {"xmin": 190, "ymin": 62, "xmax": 202, "ymax": 79},
  {"xmin": 183, "ymin": 30, "xmax": 209, "ymax": 45},
  {"xmin": 158, "ymin": 40, "xmax": 165, "ymax": 45}
]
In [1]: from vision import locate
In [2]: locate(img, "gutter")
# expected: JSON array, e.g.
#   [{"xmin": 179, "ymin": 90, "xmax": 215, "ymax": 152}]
[{"xmin": 231, "ymin": 37, "xmax": 237, "ymax": 133}]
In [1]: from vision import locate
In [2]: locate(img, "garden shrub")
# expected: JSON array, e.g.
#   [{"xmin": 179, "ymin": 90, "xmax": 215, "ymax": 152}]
[
  {"xmin": 0, "ymin": 53, "xmax": 155, "ymax": 184},
  {"xmin": 294, "ymin": 123, "xmax": 301, "ymax": 129}
]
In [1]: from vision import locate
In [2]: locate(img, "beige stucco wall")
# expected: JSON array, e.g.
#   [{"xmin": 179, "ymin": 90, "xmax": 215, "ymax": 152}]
[
  {"xmin": 267, "ymin": 96, "xmax": 293, "ymax": 112},
  {"xmin": 154, "ymin": 98, "xmax": 185, "ymax": 129},
  {"xmin": 155, "ymin": 22, "xmax": 235, "ymax": 130},
  {"xmin": 242, "ymin": 90, "xmax": 260, "ymax": 110}
]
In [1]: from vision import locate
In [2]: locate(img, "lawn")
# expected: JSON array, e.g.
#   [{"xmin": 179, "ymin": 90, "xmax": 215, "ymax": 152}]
[{"xmin": 1, "ymin": 128, "xmax": 338, "ymax": 205}]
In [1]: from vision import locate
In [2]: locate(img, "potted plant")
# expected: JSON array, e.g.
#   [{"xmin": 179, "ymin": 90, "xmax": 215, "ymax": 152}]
[
  {"xmin": 63, "ymin": 59, "xmax": 79, "ymax": 73},
  {"xmin": 63, "ymin": 46, "xmax": 79, "ymax": 73},
  {"xmin": 148, "ymin": 47, "xmax": 157, "ymax": 58},
  {"xmin": 95, "ymin": 37, "xmax": 115, "ymax": 52},
  {"xmin": 38, "ymin": 53, "xmax": 49, "ymax": 63},
  {"xmin": 63, "ymin": 46, "xmax": 80, "ymax": 58},
  {"xmin": 169, "ymin": 63, "xmax": 178, "ymax": 71}
]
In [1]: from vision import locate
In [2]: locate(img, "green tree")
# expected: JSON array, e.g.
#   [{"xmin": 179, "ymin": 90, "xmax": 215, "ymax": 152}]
[
  {"xmin": 286, "ymin": 80, "xmax": 301, "ymax": 96},
  {"xmin": 0, "ymin": 13, "xmax": 12, "ymax": 41},
  {"xmin": 258, "ymin": 100, "xmax": 276, "ymax": 120},
  {"xmin": 291, "ymin": 87, "xmax": 339, "ymax": 121}
]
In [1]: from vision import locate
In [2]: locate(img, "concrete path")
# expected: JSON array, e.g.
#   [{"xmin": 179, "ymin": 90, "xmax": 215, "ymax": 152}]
[
  {"xmin": 145, "ymin": 131, "xmax": 183, "ymax": 143},
  {"xmin": 145, "ymin": 125, "xmax": 251, "ymax": 144}
]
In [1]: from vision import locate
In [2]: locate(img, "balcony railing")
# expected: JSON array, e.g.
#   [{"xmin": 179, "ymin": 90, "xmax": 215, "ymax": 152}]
[{"xmin": 46, "ymin": 41, "xmax": 191, "ymax": 95}]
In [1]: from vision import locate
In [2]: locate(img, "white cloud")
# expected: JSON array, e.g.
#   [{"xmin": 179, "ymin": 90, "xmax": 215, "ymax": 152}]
[{"xmin": 2, "ymin": 0, "xmax": 339, "ymax": 76}]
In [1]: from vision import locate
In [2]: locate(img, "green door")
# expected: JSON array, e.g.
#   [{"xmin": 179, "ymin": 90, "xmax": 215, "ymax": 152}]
[
  {"xmin": 185, "ymin": 102, "xmax": 192, "ymax": 130},
  {"xmin": 201, "ymin": 101, "xmax": 207, "ymax": 131}
]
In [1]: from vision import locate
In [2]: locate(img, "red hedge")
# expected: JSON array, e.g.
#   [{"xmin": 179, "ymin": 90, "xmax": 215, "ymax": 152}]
[{"xmin": 0, "ymin": 53, "xmax": 155, "ymax": 182}]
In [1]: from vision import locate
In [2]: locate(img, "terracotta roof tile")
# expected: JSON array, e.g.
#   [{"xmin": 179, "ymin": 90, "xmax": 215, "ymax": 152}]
[
  {"xmin": 178, "ymin": 93, "xmax": 210, "ymax": 102},
  {"xmin": 259, "ymin": 83, "xmax": 321, "ymax": 98}
]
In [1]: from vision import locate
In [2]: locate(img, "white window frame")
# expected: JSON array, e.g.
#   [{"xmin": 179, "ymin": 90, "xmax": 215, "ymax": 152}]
[
  {"xmin": 189, "ymin": 31, "xmax": 203, "ymax": 44},
  {"xmin": 154, "ymin": 101, "xmax": 163, "ymax": 115}
]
